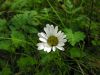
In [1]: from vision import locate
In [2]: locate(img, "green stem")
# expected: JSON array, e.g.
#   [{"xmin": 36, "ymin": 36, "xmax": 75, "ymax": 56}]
[
  {"xmin": 75, "ymin": 60, "xmax": 85, "ymax": 75},
  {"xmin": 47, "ymin": 0, "xmax": 64, "ymax": 27}
]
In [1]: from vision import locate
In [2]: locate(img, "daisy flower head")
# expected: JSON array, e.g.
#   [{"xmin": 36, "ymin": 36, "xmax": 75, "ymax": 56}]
[{"xmin": 37, "ymin": 24, "xmax": 67, "ymax": 53}]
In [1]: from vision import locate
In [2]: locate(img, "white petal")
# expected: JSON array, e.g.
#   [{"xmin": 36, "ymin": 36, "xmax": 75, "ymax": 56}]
[
  {"xmin": 57, "ymin": 42, "xmax": 65, "ymax": 46},
  {"xmin": 63, "ymin": 35, "xmax": 66, "ymax": 38},
  {"xmin": 51, "ymin": 25, "xmax": 54, "ymax": 30},
  {"xmin": 37, "ymin": 43, "xmax": 44, "ymax": 50},
  {"xmin": 44, "ymin": 24, "xmax": 51, "ymax": 37},
  {"xmin": 44, "ymin": 27, "xmax": 49, "ymax": 36},
  {"xmin": 38, "ymin": 32, "xmax": 47, "ymax": 39},
  {"xmin": 38, "ymin": 46, "xmax": 43, "ymax": 50},
  {"xmin": 50, "ymin": 25, "xmax": 55, "ymax": 34},
  {"xmin": 51, "ymin": 25, "xmax": 55, "ymax": 32},
  {"xmin": 40, "ymin": 33, "xmax": 47, "ymax": 38},
  {"xmin": 52, "ymin": 46, "xmax": 56, "ymax": 51},
  {"xmin": 61, "ymin": 33, "xmax": 66, "ymax": 39},
  {"xmin": 39, "ymin": 38, "xmax": 47, "ymax": 42},
  {"xmin": 56, "ymin": 31, "xmax": 61, "ymax": 37},
  {"xmin": 58, "ymin": 32, "xmax": 64, "ymax": 39},
  {"xmin": 56, "ymin": 31, "xmax": 66, "ymax": 42},
  {"xmin": 46, "ymin": 24, "xmax": 50, "ymax": 27},
  {"xmin": 63, "ymin": 39, "xmax": 67, "ymax": 42},
  {"xmin": 49, "ymin": 25, "xmax": 53, "ymax": 35},
  {"xmin": 59, "ymin": 39, "xmax": 67, "ymax": 42},
  {"xmin": 54, "ymin": 26, "xmax": 58, "ymax": 34},
  {"xmin": 44, "ymin": 47, "xmax": 51, "ymax": 52},
  {"xmin": 56, "ymin": 46, "xmax": 64, "ymax": 51}
]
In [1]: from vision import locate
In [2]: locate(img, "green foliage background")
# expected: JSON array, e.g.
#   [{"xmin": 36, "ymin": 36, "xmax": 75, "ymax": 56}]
[{"xmin": 0, "ymin": 0, "xmax": 100, "ymax": 75}]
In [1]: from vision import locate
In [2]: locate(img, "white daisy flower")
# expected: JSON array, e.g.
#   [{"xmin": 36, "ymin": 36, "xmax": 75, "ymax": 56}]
[{"xmin": 37, "ymin": 24, "xmax": 67, "ymax": 53}]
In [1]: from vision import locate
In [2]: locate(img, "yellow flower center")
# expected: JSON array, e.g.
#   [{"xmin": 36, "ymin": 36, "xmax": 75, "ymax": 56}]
[{"xmin": 47, "ymin": 36, "xmax": 58, "ymax": 46}]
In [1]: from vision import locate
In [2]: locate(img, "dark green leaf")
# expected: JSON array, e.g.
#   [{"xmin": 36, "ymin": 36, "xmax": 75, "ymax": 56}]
[
  {"xmin": 17, "ymin": 56, "xmax": 37, "ymax": 69},
  {"xmin": 1, "ymin": 67, "xmax": 12, "ymax": 75},
  {"xmin": 69, "ymin": 48, "xmax": 85, "ymax": 58}
]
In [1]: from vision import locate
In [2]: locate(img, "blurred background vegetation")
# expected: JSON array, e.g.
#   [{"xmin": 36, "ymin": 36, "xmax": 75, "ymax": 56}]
[{"xmin": 0, "ymin": 0, "xmax": 100, "ymax": 75}]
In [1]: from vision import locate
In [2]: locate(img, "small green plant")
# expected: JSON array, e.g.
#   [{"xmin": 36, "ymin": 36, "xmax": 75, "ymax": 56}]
[{"xmin": 0, "ymin": 0, "xmax": 100, "ymax": 75}]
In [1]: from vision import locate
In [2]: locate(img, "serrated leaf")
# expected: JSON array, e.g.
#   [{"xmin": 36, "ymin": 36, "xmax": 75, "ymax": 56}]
[
  {"xmin": 0, "ymin": 19, "xmax": 7, "ymax": 31},
  {"xmin": 11, "ymin": 10, "xmax": 40, "ymax": 28},
  {"xmin": 64, "ymin": 28, "xmax": 85, "ymax": 46},
  {"xmin": 66, "ymin": 0, "xmax": 73, "ymax": 9},
  {"xmin": 29, "ymin": 27, "xmax": 38, "ymax": 33},
  {"xmin": 11, "ymin": 30, "xmax": 25, "ymax": 46},
  {"xmin": 0, "ymin": 40, "xmax": 14, "ymax": 52},
  {"xmin": 24, "ymin": 26, "xmax": 38, "ymax": 33},
  {"xmin": 0, "ymin": 40, "xmax": 10, "ymax": 50}
]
